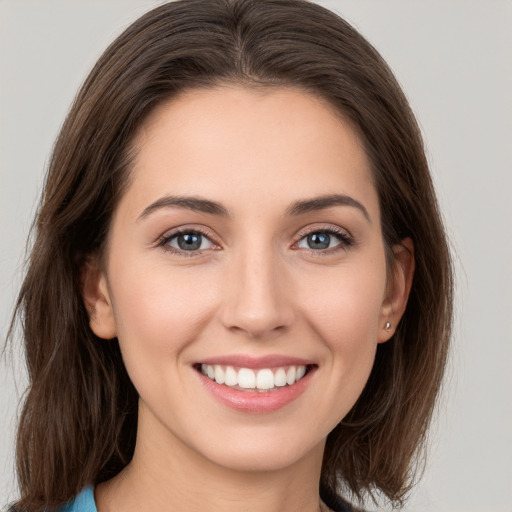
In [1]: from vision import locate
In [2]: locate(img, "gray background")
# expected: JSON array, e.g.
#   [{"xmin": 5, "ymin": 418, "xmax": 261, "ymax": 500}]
[{"xmin": 1, "ymin": 1, "xmax": 511, "ymax": 510}]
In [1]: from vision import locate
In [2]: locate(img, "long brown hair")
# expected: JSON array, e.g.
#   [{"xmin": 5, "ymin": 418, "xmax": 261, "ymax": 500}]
[{"xmin": 7, "ymin": 0, "xmax": 453, "ymax": 510}]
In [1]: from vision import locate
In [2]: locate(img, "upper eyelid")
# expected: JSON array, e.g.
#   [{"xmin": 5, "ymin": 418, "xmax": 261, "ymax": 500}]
[
  {"xmin": 294, "ymin": 223, "xmax": 352, "ymax": 240},
  {"xmin": 291, "ymin": 225, "xmax": 354, "ymax": 253},
  {"xmin": 157, "ymin": 228, "xmax": 220, "ymax": 257},
  {"xmin": 157, "ymin": 225, "xmax": 218, "ymax": 243}
]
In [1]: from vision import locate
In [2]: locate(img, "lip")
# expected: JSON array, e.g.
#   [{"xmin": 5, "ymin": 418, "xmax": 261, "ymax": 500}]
[
  {"xmin": 197, "ymin": 354, "xmax": 315, "ymax": 369},
  {"xmin": 194, "ymin": 356, "xmax": 317, "ymax": 413}
]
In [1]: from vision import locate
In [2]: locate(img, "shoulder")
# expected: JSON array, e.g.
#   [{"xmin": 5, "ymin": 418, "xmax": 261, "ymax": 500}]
[{"xmin": 58, "ymin": 487, "xmax": 97, "ymax": 512}]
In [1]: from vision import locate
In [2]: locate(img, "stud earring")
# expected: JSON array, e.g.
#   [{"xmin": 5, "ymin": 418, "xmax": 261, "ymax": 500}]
[{"xmin": 385, "ymin": 321, "xmax": 391, "ymax": 330}]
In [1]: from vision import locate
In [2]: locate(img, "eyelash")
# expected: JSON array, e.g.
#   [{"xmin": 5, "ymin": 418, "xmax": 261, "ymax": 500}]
[
  {"xmin": 156, "ymin": 225, "xmax": 354, "ymax": 257},
  {"xmin": 156, "ymin": 228, "xmax": 219, "ymax": 257},
  {"xmin": 293, "ymin": 225, "xmax": 354, "ymax": 255}
]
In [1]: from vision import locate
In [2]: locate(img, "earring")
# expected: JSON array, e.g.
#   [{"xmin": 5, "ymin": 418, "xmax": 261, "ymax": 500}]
[{"xmin": 385, "ymin": 321, "xmax": 391, "ymax": 330}]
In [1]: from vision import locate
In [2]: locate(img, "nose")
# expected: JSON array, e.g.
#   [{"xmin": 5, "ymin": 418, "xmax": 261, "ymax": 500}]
[{"xmin": 220, "ymin": 246, "xmax": 294, "ymax": 339}]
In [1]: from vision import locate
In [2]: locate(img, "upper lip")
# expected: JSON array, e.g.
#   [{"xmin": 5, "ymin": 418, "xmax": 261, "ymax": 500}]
[{"xmin": 196, "ymin": 354, "xmax": 316, "ymax": 369}]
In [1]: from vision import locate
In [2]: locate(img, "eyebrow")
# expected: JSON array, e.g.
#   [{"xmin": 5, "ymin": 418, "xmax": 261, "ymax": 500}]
[
  {"xmin": 137, "ymin": 195, "xmax": 229, "ymax": 221},
  {"xmin": 286, "ymin": 194, "xmax": 371, "ymax": 222},
  {"xmin": 137, "ymin": 192, "xmax": 370, "ymax": 223}
]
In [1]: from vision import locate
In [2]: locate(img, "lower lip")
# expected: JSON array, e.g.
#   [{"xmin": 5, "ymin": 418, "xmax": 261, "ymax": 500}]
[{"xmin": 196, "ymin": 368, "xmax": 315, "ymax": 413}]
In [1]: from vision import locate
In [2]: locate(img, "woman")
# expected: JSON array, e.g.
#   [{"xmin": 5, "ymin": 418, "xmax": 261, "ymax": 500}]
[{"xmin": 7, "ymin": 1, "xmax": 452, "ymax": 511}]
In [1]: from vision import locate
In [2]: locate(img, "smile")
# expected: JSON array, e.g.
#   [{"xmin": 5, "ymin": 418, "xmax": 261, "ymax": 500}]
[
  {"xmin": 200, "ymin": 364, "xmax": 308, "ymax": 392},
  {"xmin": 194, "ymin": 356, "xmax": 317, "ymax": 412}
]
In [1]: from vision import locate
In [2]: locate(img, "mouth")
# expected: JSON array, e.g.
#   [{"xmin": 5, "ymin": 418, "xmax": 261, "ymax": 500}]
[
  {"xmin": 193, "ymin": 355, "xmax": 317, "ymax": 412},
  {"xmin": 194, "ymin": 363, "xmax": 315, "ymax": 392}
]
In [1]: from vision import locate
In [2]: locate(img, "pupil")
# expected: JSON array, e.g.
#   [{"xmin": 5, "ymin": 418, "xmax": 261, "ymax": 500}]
[
  {"xmin": 178, "ymin": 233, "xmax": 201, "ymax": 250},
  {"xmin": 308, "ymin": 233, "xmax": 330, "ymax": 249}
]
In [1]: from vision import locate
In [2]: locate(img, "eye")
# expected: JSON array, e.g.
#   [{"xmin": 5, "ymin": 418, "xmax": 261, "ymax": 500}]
[
  {"xmin": 296, "ymin": 229, "xmax": 352, "ymax": 251},
  {"xmin": 164, "ymin": 230, "xmax": 214, "ymax": 252}
]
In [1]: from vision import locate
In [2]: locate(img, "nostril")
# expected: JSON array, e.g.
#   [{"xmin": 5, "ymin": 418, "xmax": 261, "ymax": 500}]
[{"xmin": 227, "ymin": 322, "xmax": 288, "ymax": 339}]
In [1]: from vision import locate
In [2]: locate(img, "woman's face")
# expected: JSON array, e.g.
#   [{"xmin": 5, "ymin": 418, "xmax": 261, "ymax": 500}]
[{"xmin": 85, "ymin": 86, "xmax": 411, "ymax": 475}]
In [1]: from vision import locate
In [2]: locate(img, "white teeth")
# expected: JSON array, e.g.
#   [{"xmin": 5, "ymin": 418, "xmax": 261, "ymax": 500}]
[
  {"xmin": 200, "ymin": 364, "xmax": 308, "ymax": 390},
  {"xmin": 286, "ymin": 366, "xmax": 296, "ymax": 385},
  {"xmin": 256, "ymin": 369, "xmax": 274, "ymax": 390},
  {"xmin": 296, "ymin": 365, "xmax": 306, "ymax": 381},
  {"xmin": 214, "ymin": 365, "xmax": 225, "ymax": 385},
  {"xmin": 274, "ymin": 367, "xmax": 287, "ymax": 387},
  {"xmin": 224, "ymin": 366, "xmax": 238, "ymax": 386},
  {"xmin": 238, "ymin": 368, "xmax": 256, "ymax": 388}
]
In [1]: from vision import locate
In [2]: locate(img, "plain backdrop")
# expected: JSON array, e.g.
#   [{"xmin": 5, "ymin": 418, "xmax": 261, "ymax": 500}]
[{"xmin": 1, "ymin": 1, "xmax": 511, "ymax": 511}]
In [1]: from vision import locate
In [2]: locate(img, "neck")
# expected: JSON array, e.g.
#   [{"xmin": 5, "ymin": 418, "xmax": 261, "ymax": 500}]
[{"xmin": 96, "ymin": 404, "xmax": 326, "ymax": 512}]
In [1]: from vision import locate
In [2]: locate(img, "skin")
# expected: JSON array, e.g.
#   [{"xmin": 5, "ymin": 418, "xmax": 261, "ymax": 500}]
[{"xmin": 83, "ymin": 86, "xmax": 414, "ymax": 512}]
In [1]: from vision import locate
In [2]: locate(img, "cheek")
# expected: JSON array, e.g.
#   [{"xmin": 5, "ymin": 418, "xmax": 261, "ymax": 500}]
[
  {"xmin": 300, "ymin": 260, "xmax": 386, "ymax": 340},
  {"xmin": 296, "ymin": 255, "xmax": 387, "ymax": 388},
  {"xmin": 306, "ymin": 279, "xmax": 384, "ymax": 421},
  {"xmin": 108, "ymin": 260, "xmax": 220, "ymax": 382}
]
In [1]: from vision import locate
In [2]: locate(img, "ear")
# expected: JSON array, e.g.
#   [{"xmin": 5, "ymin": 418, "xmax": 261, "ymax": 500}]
[
  {"xmin": 378, "ymin": 238, "xmax": 415, "ymax": 343},
  {"xmin": 81, "ymin": 257, "xmax": 117, "ymax": 340}
]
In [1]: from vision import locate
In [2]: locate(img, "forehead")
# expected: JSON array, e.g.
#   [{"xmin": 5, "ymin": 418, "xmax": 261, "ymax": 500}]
[{"xmin": 123, "ymin": 85, "xmax": 378, "ymax": 218}]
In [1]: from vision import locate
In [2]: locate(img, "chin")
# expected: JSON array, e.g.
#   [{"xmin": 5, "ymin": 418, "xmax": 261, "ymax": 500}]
[{"xmin": 186, "ymin": 422, "xmax": 328, "ymax": 474}]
